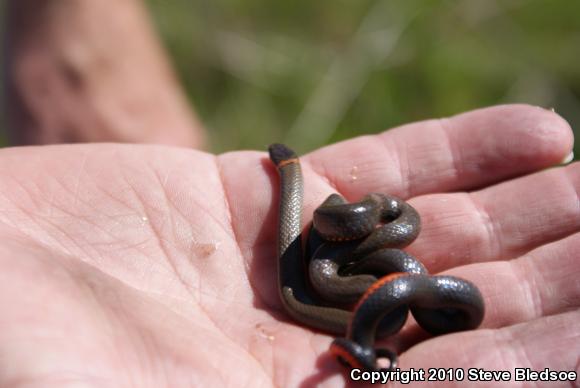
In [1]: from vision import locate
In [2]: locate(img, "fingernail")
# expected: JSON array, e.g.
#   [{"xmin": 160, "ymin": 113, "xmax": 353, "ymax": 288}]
[{"xmin": 561, "ymin": 151, "xmax": 574, "ymax": 164}]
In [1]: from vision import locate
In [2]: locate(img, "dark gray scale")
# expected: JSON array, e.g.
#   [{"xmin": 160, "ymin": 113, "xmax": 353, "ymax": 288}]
[
  {"xmin": 351, "ymin": 193, "xmax": 422, "ymax": 259},
  {"xmin": 313, "ymin": 194, "xmax": 381, "ymax": 241},
  {"xmin": 308, "ymin": 192, "xmax": 424, "ymax": 305},
  {"xmin": 270, "ymin": 144, "xmax": 486, "ymax": 374},
  {"xmin": 307, "ymin": 193, "xmax": 428, "ymax": 338},
  {"xmin": 333, "ymin": 274, "xmax": 485, "ymax": 371}
]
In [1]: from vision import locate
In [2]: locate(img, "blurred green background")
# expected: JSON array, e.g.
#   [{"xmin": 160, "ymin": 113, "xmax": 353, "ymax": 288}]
[{"xmin": 147, "ymin": 0, "xmax": 579, "ymax": 157}]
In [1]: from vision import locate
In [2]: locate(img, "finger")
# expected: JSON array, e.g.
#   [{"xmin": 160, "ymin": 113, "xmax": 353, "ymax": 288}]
[
  {"xmin": 303, "ymin": 104, "xmax": 573, "ymax": 200},
  {"xmin": 408, "ymin": 162, "xmax": 580, "ymax": 271},
  {"xmin": 446, "ymin": 232, "xmax": 580, "ymax": 330},
  {"xmin": 392, "ymin": 230, "xmax": 579, "ymax": 352},
  {"xmin": 399, "ymin": 309, "xmax": 579, "ymax": 388}
]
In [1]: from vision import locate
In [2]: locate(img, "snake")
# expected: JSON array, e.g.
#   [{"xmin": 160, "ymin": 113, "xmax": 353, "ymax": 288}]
[{"xmin": 268, "ymin": 143, "xmax": 485, "ymax": 371}]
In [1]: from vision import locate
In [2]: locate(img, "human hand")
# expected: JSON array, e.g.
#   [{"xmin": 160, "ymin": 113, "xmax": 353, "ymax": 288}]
[{"xmin": 0, "ymin": 104, "xmax": 577, "ymax": 387}]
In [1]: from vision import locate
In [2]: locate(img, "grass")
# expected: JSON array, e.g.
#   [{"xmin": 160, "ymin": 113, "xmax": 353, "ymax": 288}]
[{"xmin": 146, "ymin": 0, "xmax": 580, "ymax": 158}]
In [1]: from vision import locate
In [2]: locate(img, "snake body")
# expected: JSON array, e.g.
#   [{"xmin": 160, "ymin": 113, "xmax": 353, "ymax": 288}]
[
  {"xmin": 269, "ymin": 144, "xmax": 351, "ymax": 334},
  {"xmin": 268, "ymin": 143, "xmax": 485, "ymax": 371}
]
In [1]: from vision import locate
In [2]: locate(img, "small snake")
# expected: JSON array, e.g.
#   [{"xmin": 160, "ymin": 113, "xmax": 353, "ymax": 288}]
[
  {"xmin": 269, "ymin": 144, "xmax": 422, "ymax": 333},
  {"xmin": 269, "ymin": 143, "xmax": 485, "ymax": 371}
]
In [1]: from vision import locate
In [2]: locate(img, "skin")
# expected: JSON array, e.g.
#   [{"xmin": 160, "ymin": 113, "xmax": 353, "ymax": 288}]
[
  {"xmin": 6, "ymin": 0, "xmax": 205, "ymax": 147},
  {"xmin": 0, "ymin": 104, "xmax": 578, "ymax": 387}
]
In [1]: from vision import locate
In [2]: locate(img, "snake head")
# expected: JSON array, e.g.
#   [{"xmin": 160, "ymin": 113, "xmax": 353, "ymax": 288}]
[
  {"xmin": 330, "ymin": 338, "xmax": 398, "ymax": 372},
  {"xmin": 268, "ymin": 143, "xmax": 297, "ymax": 165}
]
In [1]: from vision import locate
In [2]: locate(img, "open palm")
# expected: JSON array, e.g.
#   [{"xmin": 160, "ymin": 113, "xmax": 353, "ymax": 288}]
[{"xmin": 0, "ymin": 105, "xmax": 577, "ymax": 387}]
